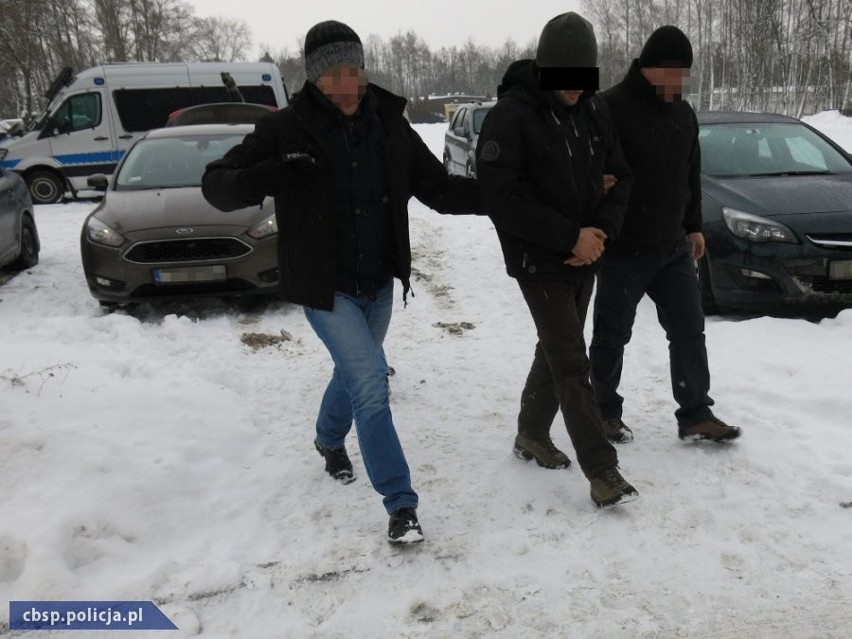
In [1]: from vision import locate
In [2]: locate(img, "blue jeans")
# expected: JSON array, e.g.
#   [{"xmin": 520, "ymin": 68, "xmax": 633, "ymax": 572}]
[
  {"xmin": 303, "ymin": 279, "xmax": 418, "ymax": 514},
  {"xmin": 590, "ymin": 241, "xmax": 715, "ymax": 427}
]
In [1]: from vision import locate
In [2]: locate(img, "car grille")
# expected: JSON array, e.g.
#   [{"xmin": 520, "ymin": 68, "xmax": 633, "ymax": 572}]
[
  {"xmin": 806, "ymin": 233, "xmax": 852, "ymax": 251},
  {"xmin": 124, "ymin": 238, "xmax": 251, "ymax": 263},
  {"xmin": 797, "ymin": 277, "xmax": 852, "ymax": 295}
]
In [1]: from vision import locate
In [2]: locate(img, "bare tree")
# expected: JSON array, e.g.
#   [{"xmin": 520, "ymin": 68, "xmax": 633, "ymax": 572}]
[{"xmin": 191, "ymin": 16, "xmax": 251, "ymax": 62}]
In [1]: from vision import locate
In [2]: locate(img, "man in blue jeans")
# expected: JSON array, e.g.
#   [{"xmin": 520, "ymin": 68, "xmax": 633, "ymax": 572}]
[
  {"xmin": 590, "ymin": 26, "xmax": 742, "ymax": 444},
  {"xmin": 202, "ymin": 20, "xmax": 480, "ymax": 543}
]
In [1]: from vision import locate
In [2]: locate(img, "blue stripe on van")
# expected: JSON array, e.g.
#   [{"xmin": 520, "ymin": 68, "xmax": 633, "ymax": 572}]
[
  {"xmin": 54, "ymin": 150, "xmax": 126, "ymax": 165},
  {"xmin": 0, "ymin": 159, "xmax": 21, "ymax": 169}
]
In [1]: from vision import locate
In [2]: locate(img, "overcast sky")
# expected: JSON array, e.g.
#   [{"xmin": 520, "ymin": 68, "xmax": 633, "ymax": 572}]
[{"xmin": 187, "ymin": 0, "xmax": 583, "ymax": 55}]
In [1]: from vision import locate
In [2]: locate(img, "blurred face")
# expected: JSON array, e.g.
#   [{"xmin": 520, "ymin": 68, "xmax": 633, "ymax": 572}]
[
  {"xmin": 641, "ymin": 67, "xmax": 690, "ymax": 103},
  {"xmin": 553, "ymin": 90, "xmax": 584, "ymax": 106},
  {"xmin": 315, "ymin": 64, "xmax": 367, "ymax": 116}
]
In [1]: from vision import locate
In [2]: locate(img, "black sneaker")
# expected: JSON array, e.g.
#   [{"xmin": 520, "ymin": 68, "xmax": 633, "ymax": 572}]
[
  {"xmin": 602, "ymin": 417, "xmax": 634, "ymax": 444},
  {"xmin": 679, "ymin": 417, "xmax": 742, "ymax": 442},
  {"xmin": 314, "ymin": 438, "xmax": 355, "ymax": 484},
  {"xmin": 388, "ymin": 507, "xmax": 424, "ymax": 545}
]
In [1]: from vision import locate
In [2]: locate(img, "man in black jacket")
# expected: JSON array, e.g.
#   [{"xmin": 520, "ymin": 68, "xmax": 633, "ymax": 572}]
[
  {"xmin": 590, "ymin": 26, "xmax": 742, "ymax": 444},
  {"xmin": 476, "ymin": 12, "xmax": 638, "ymax": 508},
  {"xmin": 202, "ymin": 20, "xmax": 481, "ymax": 544}
]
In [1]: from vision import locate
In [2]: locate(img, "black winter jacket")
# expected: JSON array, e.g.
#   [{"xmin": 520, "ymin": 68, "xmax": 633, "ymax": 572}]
[
  {"xmin": 475, "ymin": 60, "xmax": 633, "ymax": 281},
  {"xmin": 202, "ymin": 82, "xmax": 481, "ymax": 310},
  {"xmin": 601, "ymin": 60, "xmax": 702, "ymax": 256}
]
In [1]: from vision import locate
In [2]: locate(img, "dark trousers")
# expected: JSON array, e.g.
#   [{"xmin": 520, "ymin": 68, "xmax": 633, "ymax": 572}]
[
  {"xmin": 516, "ymin": 276, "xmax": 618, "ymax": 478},
  {"xmin": 589, "ymin": 241, "xmax": 715, "ymax": 427}
]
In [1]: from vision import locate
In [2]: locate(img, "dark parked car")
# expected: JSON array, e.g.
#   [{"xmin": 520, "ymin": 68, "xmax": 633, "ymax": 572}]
[
  {"xmin": 0, "ymin": 165, "xmax": 39, "ymax": 271},
  {"xmin": 80, "ymin": 123, "xmax": 278, "ymax": 308},
  {"xmin": 443, "ymin": 101, "xmax": 495, "ymax": 178},
  {"xmin": 165, "ymin": 102, "xmax": 277, "ymax": 127},
  {"xmin": 697, "ymin": 111, "xmax": 852, "ymax": 316}
]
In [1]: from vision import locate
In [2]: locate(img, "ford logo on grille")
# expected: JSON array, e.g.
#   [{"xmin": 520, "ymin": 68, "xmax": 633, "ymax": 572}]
[{"xmin": 175, "ymin": 228, "xmax": 194, "ymax": 235}]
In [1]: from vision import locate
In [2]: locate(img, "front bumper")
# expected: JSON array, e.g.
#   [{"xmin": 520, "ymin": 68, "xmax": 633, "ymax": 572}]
[{"xmin": 80, "ymin": 228, "xmax": 279, "ymax": 303}]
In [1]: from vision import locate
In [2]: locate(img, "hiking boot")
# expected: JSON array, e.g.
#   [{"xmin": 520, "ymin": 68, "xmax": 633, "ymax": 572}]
[
  {"xmin": 388, "ymin": 507, "xmax": 424, "ymax": 545},
  {"xmin": 602, "ymin": 417, "xmax": 634, "ymax": 444},
  {"xmin": 589, "ymin": 467, "xmax": 639, "ymax": 508},
  {"xmin": 679, "ymin": 417, "xmax": 741, "ymax": 443},
  {"xmin": 513, "ymin": 433, "xmax": 572, "ymax": 469},
  {"xmin": 314, "ymin": 438, "xmax": 355, "ymax": 484}
]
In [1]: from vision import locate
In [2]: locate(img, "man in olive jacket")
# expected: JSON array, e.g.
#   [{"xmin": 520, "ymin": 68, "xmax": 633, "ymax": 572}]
[
  {"xmin": 202, "ymin": 20, "xmax": 481, "ymax": 544},
  {"xmin": 590, "ymin": 26, "xmax": 742, "ymax": 444},
  {"xmin": 476, "ymin": 12, "xmax": 638, "ymax": 508}
]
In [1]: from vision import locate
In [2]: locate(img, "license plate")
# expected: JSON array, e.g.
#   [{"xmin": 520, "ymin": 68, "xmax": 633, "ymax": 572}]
[
  {"xmin": 829, "ymin": 260, "xmax": 852, "ymax": 280},
  {"xmin": 152, "ymin": 265, "xmax": 227, "ymax": 283}
]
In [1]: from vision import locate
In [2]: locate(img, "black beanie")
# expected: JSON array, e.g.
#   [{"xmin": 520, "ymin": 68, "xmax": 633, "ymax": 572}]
[
  {"xmin": 536, "ymin": 12, "xmax": 597, "ymax": 69},
  {"xmin": 535, "ymin": 12, "xmax": 599, "ymax": 90},
  {"xmin": 639, "ymin": 26, "xmax": 693, "ymax": 68},
  {"xmin": 304, "ymin": 20, "xmax": 365, "ymax": 82}
]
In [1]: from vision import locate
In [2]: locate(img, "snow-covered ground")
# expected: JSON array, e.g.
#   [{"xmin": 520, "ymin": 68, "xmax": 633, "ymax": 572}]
[{"xmin": 1, "ymin": 114, "xmax": 851, "ymax": 639}]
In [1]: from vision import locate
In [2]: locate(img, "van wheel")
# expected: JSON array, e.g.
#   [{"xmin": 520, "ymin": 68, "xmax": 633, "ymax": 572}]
[
  {"xmin": 9, "ymin": 216, "xmax": 39, "ymax": 271},
  {"xmin": 26, "ymin": 170, "xmax": 66, "ymax": 204}
]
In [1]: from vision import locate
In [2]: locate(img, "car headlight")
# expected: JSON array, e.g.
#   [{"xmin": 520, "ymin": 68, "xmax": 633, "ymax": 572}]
[
  {"xmin": 85, "ymin": 216, "xmax": 125, "ymax": 247},
  {"xmin": 247, "ymin": 213, "xmax": 278, "ymax": 239},
  {"xmin": 0, "ymin": 148, "xmax": 8, "ymax": 161},
  {"xmin": 721, "ymin": 207, "xmax": 798, "ymax": 244}
]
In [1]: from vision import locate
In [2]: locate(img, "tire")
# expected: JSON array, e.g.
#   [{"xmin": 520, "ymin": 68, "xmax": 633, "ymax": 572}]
[
  {"xmin": 697, "ymin": 256, "xmax": 718, "ymax": 315},
  {"xmin": 26, "ymin": 169, "xmax": 66, "ymax": 204},
  {"xmin": 8, "ymin": 215, "xmax": 39, "ymax": 271}
]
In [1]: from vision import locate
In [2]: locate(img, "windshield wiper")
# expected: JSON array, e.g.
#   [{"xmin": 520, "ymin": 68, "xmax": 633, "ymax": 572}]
[{"xmin": 748, "ymin": 170, "xmax": 832, "ymax": 177}]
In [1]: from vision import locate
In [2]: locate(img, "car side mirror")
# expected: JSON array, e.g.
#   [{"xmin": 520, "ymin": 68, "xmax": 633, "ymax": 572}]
[
  {"xmin": 87, "ymin": 174, "xmax": 109, "ymax": 191},
  {"xmin": 453, "ymin": 126, "xmax": 465, "ymax": 137}
]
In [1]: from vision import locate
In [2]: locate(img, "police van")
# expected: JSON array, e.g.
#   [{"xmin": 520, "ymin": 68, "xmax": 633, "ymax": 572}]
[{"xmin": 0, "ymin": 62, "xmax": 288, "ymax": 204}]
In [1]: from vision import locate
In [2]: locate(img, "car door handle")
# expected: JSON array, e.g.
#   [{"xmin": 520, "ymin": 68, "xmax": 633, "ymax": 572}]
[
  {"xmin": 118, "ymin": 134, "xmax": 133, "ymax": 139},
  {"xmin": 94, "ymin": 136, "xmax": 109, "ymax": 141}
]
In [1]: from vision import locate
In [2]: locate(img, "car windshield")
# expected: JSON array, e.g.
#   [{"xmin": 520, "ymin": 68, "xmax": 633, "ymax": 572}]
[
  {"xmin": 699, "ymin": 122, "xmax": 852, "ymax": 178},
  {"xmin": 473, "ymin": 107, "xmax": 492, "ymax": 135},
  {"xmin": 114, "ymin": 133, "xmax": 246, "ymax": 190}
]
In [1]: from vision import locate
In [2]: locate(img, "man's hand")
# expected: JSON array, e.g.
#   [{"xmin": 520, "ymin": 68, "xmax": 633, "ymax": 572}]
[
  {"xmin": 565, "ymin": 227, "xmax": 607, "ymax": 267},
  {"xmin": 687, "ymin": 231, "xmax": 705, "ymax": 260},
  {"xmin": 603, "ymin": 173, "xmax": 617, "ymax": 194},
  {"xmin": 240, "ymin": 159, "xmax": 290, "ymax": 197}
]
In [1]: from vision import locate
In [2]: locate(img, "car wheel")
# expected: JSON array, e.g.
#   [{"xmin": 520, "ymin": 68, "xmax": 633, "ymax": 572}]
[
  {"xmin": 697, "ymin": 256, "xmax": 718, "ymax": 315},
  {"xmin": 26, "ymin": 170, "xmax": 66, "ymax": 204},
  {"xmin": 8, "ymin": 215, "xmax": 39, "ymax": 271}
]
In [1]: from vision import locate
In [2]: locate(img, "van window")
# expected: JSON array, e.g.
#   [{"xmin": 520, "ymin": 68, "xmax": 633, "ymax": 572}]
[
  {"xmin": 52, "ymin": 93, "xmax": 102, "ymax": 133},
  {"xmin": 113, "ymin": 86, "xmax": 277, "ymax": 132}
]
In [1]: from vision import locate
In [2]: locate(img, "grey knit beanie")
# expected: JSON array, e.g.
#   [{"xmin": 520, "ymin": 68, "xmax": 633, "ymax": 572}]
[
  {"xmin": 535, "ymin": 12, "xmax": 599, "ymax": 90},
  {"xmin": 304, "ymin": 20, "xmax": 365, "ymax": 82}
]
